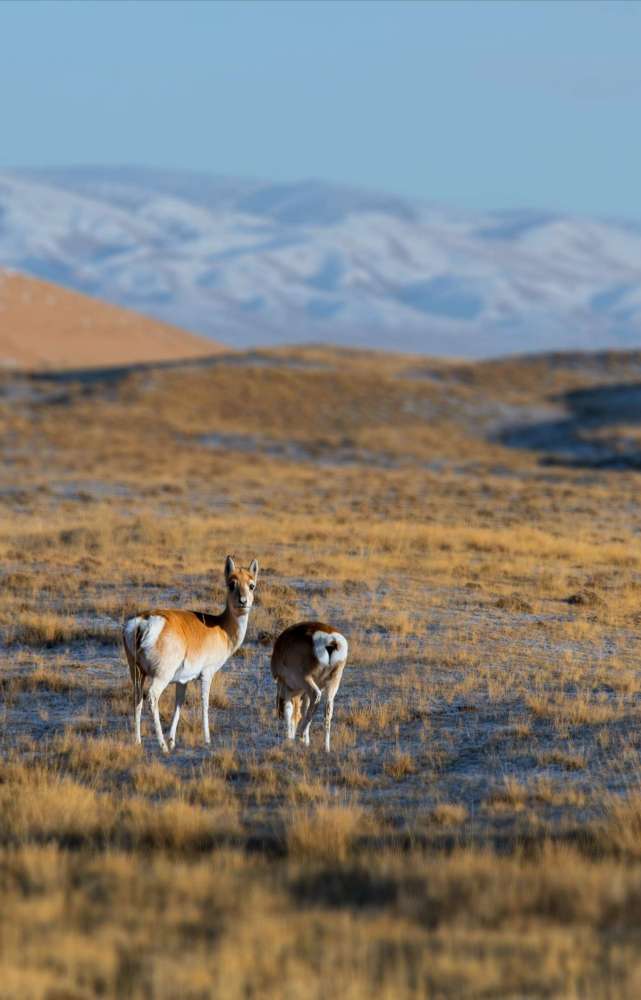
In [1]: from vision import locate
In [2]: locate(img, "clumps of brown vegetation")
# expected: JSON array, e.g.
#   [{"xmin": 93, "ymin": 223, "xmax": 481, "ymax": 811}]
[
  {"xmin": 5, "ymin": 826, "xmax": 641, "ymax": 998},
  {"xmin": 4, "ymin": 344, "xmax": 641, "ymax": 994},
  {"xmin": 383, "ymin": 750, "xmax": 417, "ymax": 780},
  {"xmin": 2, "ymin": 610, "xmax": 115, "ymax": 648},
  {"xmin": 566, "ymin": 589, "xmax": 604, "ymax": 608},
  {"xmin": 430, "ymin": 802, "xmax": 468, "ymax": 826},
  {"xmin": 495, "ymin": 593, "xmax": 533, "ymax": 613},
  {"xmin": 287, "ymin": 803, "xmax": 363, "ymax": 863}
]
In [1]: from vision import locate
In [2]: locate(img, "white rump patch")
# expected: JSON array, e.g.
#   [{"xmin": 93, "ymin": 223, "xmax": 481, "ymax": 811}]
[
  {"xmin": 328, "ymin": 632, "xmax": 348, "ymax": 666},
  {"xmin": 124, "ymin": 615, "xmax": 166, "ymax": 656},
  {"xmin": 312, "ymin": 630, "xmax": 348, "ymax": 668},
  {"xmin": 140, "ymin": 615, "xmax": 166, "ymax": 651}
]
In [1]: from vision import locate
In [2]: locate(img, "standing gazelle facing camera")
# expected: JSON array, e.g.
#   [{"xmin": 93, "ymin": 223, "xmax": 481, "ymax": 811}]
[
  {"xmin": 271, "ymin": 621, "xmax": 348, "ymax": 751},
  {"xmin": 123, "ymin": 556, "xmax": 258, "ymax": 752}
]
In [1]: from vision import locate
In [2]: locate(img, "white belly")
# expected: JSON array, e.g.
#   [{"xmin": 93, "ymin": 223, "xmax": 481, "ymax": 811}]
[{"xmin": 171, "ymin": 652, "xmax": 227, "ymax": 685}]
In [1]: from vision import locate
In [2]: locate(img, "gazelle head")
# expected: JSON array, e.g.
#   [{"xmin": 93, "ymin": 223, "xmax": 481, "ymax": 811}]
[{"xmin": 224, "ymin": 555, "xmax": 259, "ymax": 618}]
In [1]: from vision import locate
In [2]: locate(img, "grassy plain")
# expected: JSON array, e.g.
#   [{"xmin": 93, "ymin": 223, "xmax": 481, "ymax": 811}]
[{"xmin": 3, "ymin": 346, "xmax": 641, "ymax": 996}]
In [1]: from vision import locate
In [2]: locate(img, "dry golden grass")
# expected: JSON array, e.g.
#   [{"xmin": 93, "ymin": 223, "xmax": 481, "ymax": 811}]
[
  {"xmin": 383, "ymin": 749, "xmax": 417, "ymax": 780},
  {"xmin": 4, "ymin": 344, "xmax": 641, "ymax": 995},
  {"xmin": 431, "ymin": 802, "xmax": 468, "ymax": 826},
  {"xmin": 4, "ymin": 837, "xmax": 641, "ymax": 998},
  {"xmin": 286, "ymin": 803, "xmax": 363, "ymax": 863}
]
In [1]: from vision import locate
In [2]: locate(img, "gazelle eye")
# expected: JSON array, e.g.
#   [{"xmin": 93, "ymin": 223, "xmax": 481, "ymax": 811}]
[
  {"xmin": 249, "ymin": 583, "xmax": 255, "ymax": 591},
  {"xmin": 228, "ymin": 580, "xmax": 236, "ymax": 591}
]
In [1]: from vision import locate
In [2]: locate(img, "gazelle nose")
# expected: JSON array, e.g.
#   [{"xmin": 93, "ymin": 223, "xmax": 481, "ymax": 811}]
[{"xmin": 239, "ymin": 597, "xmax": 247, "ymax": 605}]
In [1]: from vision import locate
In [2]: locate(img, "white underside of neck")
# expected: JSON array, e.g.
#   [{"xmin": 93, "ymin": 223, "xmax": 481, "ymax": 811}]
[{"xmin": 231, "ymin": 611, "xmax": 249, "ymax": 651}]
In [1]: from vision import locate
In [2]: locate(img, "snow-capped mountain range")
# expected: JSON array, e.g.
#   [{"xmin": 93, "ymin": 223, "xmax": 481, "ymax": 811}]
[{"xmin": 2, "ymin": 165, "xmax": 641, "ymax": 356}]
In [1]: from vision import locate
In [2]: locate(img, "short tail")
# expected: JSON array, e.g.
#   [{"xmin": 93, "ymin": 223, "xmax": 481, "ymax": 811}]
[
  {"xmin": 327, "ymin": 631, "xmax": 348, "ymax": 667},
  {"xmin": 313, "ymin": 629, "xmax": 348, "ymax": 668},
  {"xmin": 132, "ymin": 623, "xmax": 142, "ymax": 713},
  {"xmin": 123, "ymin": 617, "xmax": 144, "ymax": 711}
]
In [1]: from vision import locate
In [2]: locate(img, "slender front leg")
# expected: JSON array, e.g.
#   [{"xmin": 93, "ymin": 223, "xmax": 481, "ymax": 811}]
[
  {"xmin": 168, "ymin": 683, "xmax": 187, "ymax": 750},
  {"xmin": 147, "ymin": 677, "xmax": 170, "ymax": 753},
  {"xmin": 201, "ymin": 671, "xmax": 214, "ymax": 745}
]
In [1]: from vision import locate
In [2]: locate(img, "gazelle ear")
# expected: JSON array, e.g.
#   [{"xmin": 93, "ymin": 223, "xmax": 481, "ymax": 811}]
[
  {"xmin": 249, "ymin": 558, "xmax": 259, "ymax": 580},
  {"xmin": 224, "ymin": 555, "xmax": 235, "ymax": 579}
]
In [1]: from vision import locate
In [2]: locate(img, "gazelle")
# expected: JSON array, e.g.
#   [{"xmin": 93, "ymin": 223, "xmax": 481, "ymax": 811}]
[
  {"xmin": 271, "ymin": 621, "xmax": 348, "ymax": 751},
  {"xmin": 123, "ymin": 556, "xmax": 258, "ymax": 752}
]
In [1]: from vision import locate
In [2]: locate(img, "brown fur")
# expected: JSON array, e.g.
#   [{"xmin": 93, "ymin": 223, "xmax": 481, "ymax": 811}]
[
  {"xmin": 130, "ymin": 608, "xmax": 238, "ymax": 673},
  {"xmin": 271, "ymin": 620, "xmax": 348, "ymax": 749},
  {"xmin": 270, "ymin": 621, "xmax": 337, "ymax": 687},
  {"xmin": 122, "ymin": 558, "xmax": 258, "ymax": 750},
  {"xmin": 126, "ymin": 567, "xmax": 256, "ymax": 677},
  {"xmin": 276, "ymin": 686, "xmax": 303, "ymax": 725},
  {"xmin": 273, "ymin": 623, "xmax": 332, "ymax": 723}
]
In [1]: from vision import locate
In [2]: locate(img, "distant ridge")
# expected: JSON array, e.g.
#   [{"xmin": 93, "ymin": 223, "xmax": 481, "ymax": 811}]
[
  {"xmin": 2, "ymin": 166, "xmax": 641, "ymax": 355},
  {"xmin": 0, "ymin": 270, "xmax": 224, "ymax": 370}
]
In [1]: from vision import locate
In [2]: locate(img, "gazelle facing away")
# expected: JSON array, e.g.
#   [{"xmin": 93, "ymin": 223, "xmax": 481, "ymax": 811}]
[
  {"xmin": 271, "ymin": 621, "xmax": 348, "ymax": 751},
  {"xmin": 123, "ymin": 556, "xmax": 258, "ymax": 752}
]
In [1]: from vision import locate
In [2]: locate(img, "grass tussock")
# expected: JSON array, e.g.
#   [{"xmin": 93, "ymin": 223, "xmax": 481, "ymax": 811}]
[
  {"xmin": 2, "ymin": 610, "xmax": 114, "ymax": 648},
  {"xmin": 4, "ymin": 346, "xmax": 641, "ymax": 994},
  {"xmin": 287, "ymin": 804, "xmax": 363, "ymax": 863},
  {"xmin": 383, "ymin": 750, "xmax": 417, "ymax": 780},
  {"xmin": 3, "ymin": 842, "xmax": 641, "ymax": 998}
]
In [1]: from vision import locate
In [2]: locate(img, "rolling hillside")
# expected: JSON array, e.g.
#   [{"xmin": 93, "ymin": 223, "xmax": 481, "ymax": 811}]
[
  {"xmin": 1, "ymin": 166, "xmax": 641, "ymax": 355},
  {"xmin": 0, "ymin": 270, "xmax": 224, "ymax": 370}
]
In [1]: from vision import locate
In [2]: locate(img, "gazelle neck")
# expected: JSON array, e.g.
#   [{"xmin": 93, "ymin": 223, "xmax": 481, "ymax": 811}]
[{"xmin": 221, "ymin": 601, "xmax": 249, "ymax": 652}]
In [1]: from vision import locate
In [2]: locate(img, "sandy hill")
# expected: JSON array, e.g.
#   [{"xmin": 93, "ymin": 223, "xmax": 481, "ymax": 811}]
[{"xmin": 0, "ymin": 270, "xmax": 225, "ymax": 370}]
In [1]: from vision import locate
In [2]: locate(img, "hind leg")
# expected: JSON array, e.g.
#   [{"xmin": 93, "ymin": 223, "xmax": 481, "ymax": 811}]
[
  {"xmin": 324, "ymin": 664, "xmax": 345, "ymax": 752},
  {"xmin": 299, "ymin": 679, "xmax": 322, "ymax": 746},
  {"xmin": 147, "ymin": 676, "xmax": 171, "ymax": 753},
  {"xmin": 126, "ymin": 654, "xmax": 145, "ymax": 745},
  {"xmin": 284, "ymin": 697, "xmax": 296, "ymax": 740},
  {"xmin": 168, "ymin": 683, "xmax": 187, "ymax": 750},
  {"xmin": 298, "ymin": 694, "xmax": 311, "ymax": 745},
  {"xmin": 134, "ymin": 685, "xmax": 144, "ymax": 744}
]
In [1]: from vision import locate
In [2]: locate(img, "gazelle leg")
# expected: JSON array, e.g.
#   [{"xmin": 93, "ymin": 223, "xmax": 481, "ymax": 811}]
[
  {"xmin": 147, "ymin": 677, "xmax": 170, "ymax": 753},
  {"xmin": 299, "ymin": 679, "xmax": 322, "ymax": 746},
  {"xmin": 284, "ymin": 698, "xmax": 295, "ymax": 740},
  {"xmin": 323, "ymin": 665, "xmax": 345, "ymax": 752},
  {"xmin": 324, "ymin": 696, "xmax": 335, "ymax": 752},
  {"xmin": 201, "ymin": 671, "xmax": 214, "ymax": 745},
  {"xmin": 168, "ymin": 683, "xmax": 187, "ymax": 750},
  {"xmin": 299, "ymin": 694, "xmax": 311, "ymax": 744},
  {"xmin": 128, "ymin": 660, "xmax": 144, "ymax": 745},
  {"xmin": 134, "ymin": 689, "xmax": 144, "ymax": 744}
]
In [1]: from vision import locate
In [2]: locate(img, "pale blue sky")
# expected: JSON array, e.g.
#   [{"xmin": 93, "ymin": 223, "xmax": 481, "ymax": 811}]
[{"xmin": 2, "ymin": 0, "xmax": 641, "ymax": 216}]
